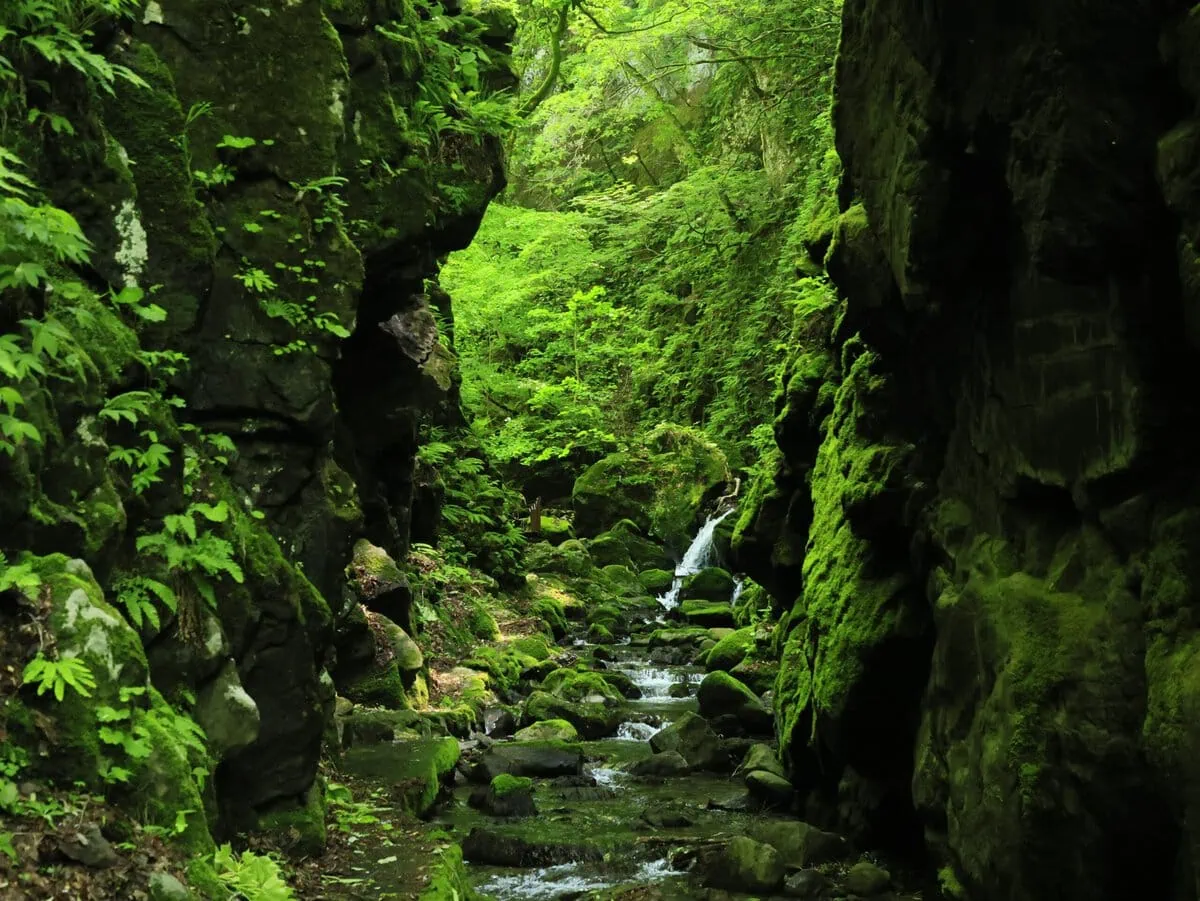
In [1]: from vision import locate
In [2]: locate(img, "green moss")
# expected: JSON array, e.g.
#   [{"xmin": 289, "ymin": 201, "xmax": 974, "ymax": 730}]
[
  {"xmin": 465, "ymin": 645, "xmax": 538, "ymax": 693},
  {"xmin": 588, "ymin": 623, "xmax": 615, "ymax": 643},
  {"xmin": 490, "ymin": 773, "xmax": 534, "ymax": 797},
  {"xmin": 707, "ymin": 627, "xmax": 755, "ymax": 672},
  {"xmin": 525, "ymin": 539, "xmax": 594, "ymax": 578},
  {"xmin": 257, "ymin": 779, "xmax": 328, "ymax": 857},
  {"xmin": 467, "ymin": 602, "xmax": 502, "ymax": 641},
  {"xmin": 184, "ymin": 858, "xmax": 227, "ymax": 900},
  {"xmin": 513, "ymin": 719, "xmax": 579, "ymax": 742},
  {"xmin": 510, "ymin": 634, "xmax": 554, "ymax": 661},
  {"xmin": 639, "ymin": 568, "xmax": 674, "ymax": 593},
  {"xmin": 542, "ymin": 668, "xmax": 624, "ymax": 704},
  {"xmin": 417, "ymin": 842, "xmax": 476, "ymax": 901},
  {"xmin": 344, "ymin": 662, "xmax": 409, "ymax": 708}
]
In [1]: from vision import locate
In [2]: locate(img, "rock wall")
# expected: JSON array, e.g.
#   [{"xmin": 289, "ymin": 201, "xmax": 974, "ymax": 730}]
[
  {"xmin": 737, "ymin": 2, "xmax": 1200, "ymax": 898},
  {"xmin": 1, "ymin": 0, "xmax": 511, "ymax": 841}
]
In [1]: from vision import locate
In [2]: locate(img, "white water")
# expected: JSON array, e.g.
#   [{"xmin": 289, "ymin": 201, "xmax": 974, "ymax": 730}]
[
  {"xmin": 615, "ymin": 721, "xmax": 659, "ymax": 742},
  {"xmin": 477, "ymin": 858, "xmax": 679, "ymax": 901},
  {"xmin": 615, "ymin": 664, "xmax": 683, "ymax": 698},
  {"xmin": 657, "ymin": 509, "xmax": 734, "ymax": 610},
  {"xmin": 588, "ymin": 765, "xmax": 625, "ymax": 788}
]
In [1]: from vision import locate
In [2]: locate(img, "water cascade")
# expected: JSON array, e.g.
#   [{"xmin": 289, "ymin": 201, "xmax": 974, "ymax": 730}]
[{"xmin": 657, "ymin": 509, "xmax": 734, "ymax": 609}]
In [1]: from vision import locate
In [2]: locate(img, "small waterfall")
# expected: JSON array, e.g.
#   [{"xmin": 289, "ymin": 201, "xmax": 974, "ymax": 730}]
[
  {"xmin": 731, "ymin": 575, "xmax": 745, "ymax": 605},
  {"xmin": 657, "ymin": 509, "xmax": 734, "ymax": 609}
]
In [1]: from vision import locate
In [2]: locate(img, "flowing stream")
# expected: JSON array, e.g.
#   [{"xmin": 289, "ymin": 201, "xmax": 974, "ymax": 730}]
[{"xmin": 435, "ymin": 514, "xmax": 759, "ymax": 901}]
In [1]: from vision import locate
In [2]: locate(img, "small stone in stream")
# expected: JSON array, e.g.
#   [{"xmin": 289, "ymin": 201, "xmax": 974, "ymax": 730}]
[
  {"xmin": 641, "ymin": 805, "xmax": 695, "ymax": 828},
  {"xmin": 751, "ymin": 820, "xmax": 851, "ymax": 867},
  {"xmin": 706, "ymin": 790, "xmax": 752, "ymax": 811},
  {"xmin": 844, "ymin": 861, "xmax": 892, "ymax": 896},
  {"xmin": 746, "ymin": 770, "xmax": 794, "ymax": 808},
  {"xmin": 697, "ymin": 671, "xmax": 774, "ymax": 735},
  {"xmin": 469, "ymin": 742, "xmax": 584, "ymax": 783},
  {"xmin": 58, "ymin": 824, "xmax": 119, "ymax": 868},
  {"xmin": 626, "ymin": 750, "xmax": 691, "ymax": 778},
  {"xmin": 514, "ymin": 719, "xmax": 580, "ymax": 742},
  {"xmin": 694, "ymin": 835, "xmax": 784, "ymax": 894},
  {"xmin": 148, "ymin": 872, "xmax": 192, "ymax": 901},
  {"xmin": 668, "ymin": 682, "xmax": 691, "ymax": 698},
  {"xmin": 483, "ymin": 708, "xmax": 517, "ymax": 737},
  {"xmin": 479, "ymin": 774, "xmax": 538, "ymax": 817},
  {"xmin": 462, "ymin": 827, "xmax": 601, "ymax": 867},
  {"xmin": 649, "ymin": 710, "xmax": 725, "ymax": 770},
  {"xmin": 548, "ymin": 774, "xmax": 597, "ymax": 788},
  {"xmin": 719, "ymin": 736, "xmax": 755, "ymax": 763},
  {"xmin": 741, "ymin": 743, "xmax": 785, "ymax": 778},
  {"xmin": 784, "ymin": 869, "xmax": 833, "ymax": 899},
  {"xmin": 593, "ymin": 646, "xmax": 614, "ymax": 661}
]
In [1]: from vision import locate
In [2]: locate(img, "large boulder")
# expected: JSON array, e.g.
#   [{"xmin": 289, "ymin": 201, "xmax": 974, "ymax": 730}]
[
  {"xmin": 698, "ymin": 671, "xmax": 774, "ymax": 735},
  {"xmin": 682, "ymin": 567, "xmax": 736, "ymax": 602},
  {"xmin": 522, "ymin": 691, "xmax": 623, "ymax": 739},
  {"xmin": 693, "ymin": 836, "xmax": 785, "ymax": 894},
  {"xmin": 650, "ymin": 711, "xmax": 725, "ymax": 771}
]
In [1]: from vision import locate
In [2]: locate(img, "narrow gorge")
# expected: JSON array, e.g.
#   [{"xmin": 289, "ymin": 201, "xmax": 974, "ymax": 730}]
[{"xmin": 2, "ymin": 1, "xmax": 1199, "ymax": 901}]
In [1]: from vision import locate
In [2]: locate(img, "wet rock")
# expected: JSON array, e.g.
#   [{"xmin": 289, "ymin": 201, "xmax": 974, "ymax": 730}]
[
  {"xmin": 469, "ymin": 741, "xmax": 584, "ymax": 783},
  {"xmin": 698, "ymin": 671, "xmax": 774, "ymax": 734},
  {"xmin": 462, "ymin": 827, "xmax": 601, "ymax": 867},
  {"xmin": 58, "ymin": 824, "xmax": 119, "ymax": 868},
  {"xmin": 641, "ymin": 805, "xmax": 695, "ymax": 828},
  {"xmin": 341, "ymin": 708, "xmax": 425, "ymax": 747},
  {"xmin": 751, "ymin": 821, "xmax": 851, "ymax": 867},
  {"xmin": 470, "ymin": 774, "xmax": 537, "ymax": 817},
  {"xmin": 148, "ymin": 872, "xmax": 192, "ymax": 901},
  {"xmin": 514, "ymin": 719, "xmax": 580, "ymax": 742},
  {"xmin": 640, "ymin": 568, "xmax": 675, "ymax": 594},
  {"xmin": 668, "ymin": 682, "xmax": 692, "ymax": 698},
  {"xmin": 680, "ymin": 601, "xmax": 736, "ymax": 629},
  {"xmin": 598, "ymin": 670, "xmax": 643, "ymax": 699},
  {"xmin": 707, "ymin": 790, "xmax": 752, "ymax": 811},
  {"xmin": 626, "ymin": 750, "xmax": 691, "ymax": 778},
  {"xmin": 549, "ymin": 774, "xmax": 598, "ymax": 788},
  {"xmin": 741, "ymin": 743, "xmax": 785, "ymax": 778},
  {"xmin": 784, "ymin": 869, "xmax": 833, "ymax": 899},
  {"xmin": 194, "ymin": 659, "xmax": 261, "ymax": 757},
  {"xmin": 746, "ymin": 770, "xmax": 794, "ymax": 808},
  {"xmin": 694, "ymin": 835, "xmax": 784, "ymax": 894},
  {"xmin": 706, "ymin": 627, "xmax": 755, "ymax": 672},
  {"xmin": 523, "ymin": 690, "xmax": 624, "ymax": 739},
  {"xmin": 347, "ymin": 540, "xmax": 413, "ymax": 627},
  {"xmin": 682, "ymin": 567, "xmax": 736, "ymax": 601},
  {"xmin": 520, "ymin": 660, "xmax": 560, "ymax": 682},
  {"xmin": 649, "ymin": 711, "xmax": 725, "ymax": 770},
  {"xmin": 844, "ymin": 861, "xmax": 891, "ymax": 896},
  {"xmin": 483, "ymin": 708, "xmax": 517, "ymax": 738}
]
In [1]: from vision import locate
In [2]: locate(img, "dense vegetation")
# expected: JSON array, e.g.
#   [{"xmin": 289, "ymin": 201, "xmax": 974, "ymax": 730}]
[{"xmin": 441, "ymin": 0, "xmax": 841, "ymax": 500}]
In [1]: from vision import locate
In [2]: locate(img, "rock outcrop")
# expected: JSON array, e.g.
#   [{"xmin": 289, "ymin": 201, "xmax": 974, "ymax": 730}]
[
  {"xmin": 0, "ymin": 0, "xmax": 512, "ymax": 850},
  {"xmin": 737, "ymin": 3, "xmax": 1200, "ymax": 899}
]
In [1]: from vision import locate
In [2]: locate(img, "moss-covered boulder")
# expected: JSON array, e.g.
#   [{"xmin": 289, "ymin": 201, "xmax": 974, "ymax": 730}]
[
  {"xmin": 340, "ymin": 737, "xmax": 460, "ymax": 817},
  {"xmin": 698, "ymin": 671, "xmax": 773, "ymax": 735},
  {"xmin": 514, "ymin": 719, "xmax": 579, "ymax": 742},
  {"xmin": 682, "ymin": 567, "xmax": 736, "ymax": 602},
  {"xmin": 469, "ymin": 741, "xmax": 584, "ymax": 782},
  {"xmin": 600, "ymin": 564, "xmax": 645, "ymax": 598},
  {"xmin": 587, "ymin": 532, "xmax": 634, "ymax": 568},
  {"xmin": 535, "ymin": 516, "xmax": 575, "ymax": 546},
  {"xmin": 522, "ymin": 690, "xmax": 623, "ymax": 740},
  {"xmin": 474, "ymin": 773, "xmax": 537, "ymax": 818},
  {"xmin": 542, "ymin": 668, "xmax": 625, "ymax": 705},
  {"xmin": 649, "ymin": 711, "xmax": 724, "ymax": 771},
  {"xmin": 693, "ymin": 836, "xmax": 785, "ymax": 894},
  {"xmin": 639, "ymin": 568, "xmax": 675, "ymax": 594},
  {"xmin": 680, "ymin": 599, "xmax": 737, "ymax": 628},
  {"xmin": 525, "ymin": 540, "xmax": 594, "ymax": 579},
  {"xmin": 572, "ymin": 425, "xmax": 729, "ymax": 549},
  {"xmin": 347, "ymin": 540, "xmax": 413, "ymax": 631},
  {"xmin": 707, "ymin": 627, "xmax": 756, "ymax": 672}
]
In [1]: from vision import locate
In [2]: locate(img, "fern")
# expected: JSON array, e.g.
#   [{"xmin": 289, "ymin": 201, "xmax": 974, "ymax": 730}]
[
  {"xmin": 0, "ymin": 551, "xmax": 40, "ymax": 595},
  {"xmin": 21, "ymin": 654, "xmax": 96, "ymax": 702},
  {"xmin": 113, "ymin": 575, "xmax": 177, "ymax": 631},
  {"xmin": 135, "ymin": 502, "xmax": 244, "ymax": 610}
]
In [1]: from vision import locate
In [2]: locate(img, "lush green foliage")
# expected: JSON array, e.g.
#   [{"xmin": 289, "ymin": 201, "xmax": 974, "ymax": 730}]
[{"xmin": 441, "ymin": 0, "xmax": 841, "ymax": 500}]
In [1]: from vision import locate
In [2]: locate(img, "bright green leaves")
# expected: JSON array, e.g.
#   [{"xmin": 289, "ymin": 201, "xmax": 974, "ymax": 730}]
[
  {"xmin": 135, "ymin": 501, "xmax": 245, "ymax": 611},
  {"xmin": 214, "ymin": 844, "xmax": 295, "ymax": 901},
  {"xmin": 21, "ymin": 654, "xmax": 96, "ymax": 702}
]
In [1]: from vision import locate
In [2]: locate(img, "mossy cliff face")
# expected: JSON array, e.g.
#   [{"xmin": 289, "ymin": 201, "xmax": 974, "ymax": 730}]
[
  {"xmin": 738, "ymin": 3, "xmax": 1200, "ymax": 899},
  {"xmin": 2, "ymin": 0, "xmax": 512, "ymax": 844}
]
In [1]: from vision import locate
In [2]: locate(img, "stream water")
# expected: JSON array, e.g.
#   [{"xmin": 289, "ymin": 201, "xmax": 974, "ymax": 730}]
[{"xmin": 437, "ymin": 512, "xmax": 760, "ymax": 900}]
